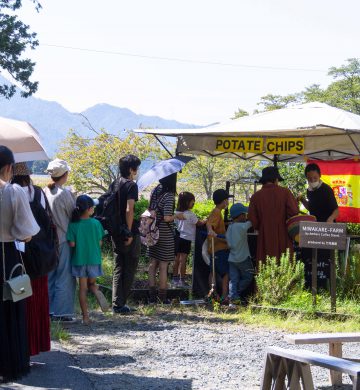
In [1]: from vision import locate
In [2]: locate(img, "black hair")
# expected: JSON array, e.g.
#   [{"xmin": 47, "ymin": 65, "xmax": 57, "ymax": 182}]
[
  {"xmin": 119, "ymin": 154, "xmax": 141, "ymax": 178},
  {"xmin": 71, "ymin": 195, "xmax": 95, "ymax": 222},
  {"xmin": 159, "ymin": 173, "xmax": 177, "ymax": 194},
  {"xmin": 305, "ymin": 163, "xmax": 321, "ymax": 176},
  {"xmin": 0, "ymin": 145, "xmax": 15, "ymax": 171},
  {"xmin": 11, "ymin": 175, "xmax": 32, "ymax": 194},
  {"xmin": 177, "ymin": 191, "xmax": 195, "ymax": 212}
]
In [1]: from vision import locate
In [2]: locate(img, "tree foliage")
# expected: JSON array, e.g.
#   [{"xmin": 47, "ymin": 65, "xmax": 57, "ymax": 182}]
[
  {"xmin": 232, "ymin": 108, "xmax": 249, "ymax": 119},
  {"xmin": 58, "ymin": 130, "xmax": 164, "ymax": 195},
  {"xmin": 278, "ymin": 162, "xmax": 306, "ymax": 195},
  {"xmin": 255, "ymin": 58, "xmax": 360, "ymax": 114},
  {"xmin": 179, "ymin": 156, "xmax": 261, "ymax": 202},
  {"xmin": 0, "ymin": 0, "xmax": 40, "ymax": 98}
]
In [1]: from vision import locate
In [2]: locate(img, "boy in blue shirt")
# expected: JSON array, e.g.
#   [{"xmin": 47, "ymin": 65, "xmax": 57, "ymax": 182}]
[{"xmin": 225, "ymin": 203, "xmax": 254, "ymax": 308}]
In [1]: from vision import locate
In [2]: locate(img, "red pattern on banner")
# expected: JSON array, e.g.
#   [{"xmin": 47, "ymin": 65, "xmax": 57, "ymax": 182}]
[
  {"xmin": 310, "ymin": 160, "xmax": 360, "ymax": 175},
  {"xmin": 338, "ymin": 207, "xmax": 360, "ymax": 223}
]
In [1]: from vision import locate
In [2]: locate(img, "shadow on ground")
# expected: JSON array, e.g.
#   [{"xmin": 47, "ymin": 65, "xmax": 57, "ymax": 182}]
[{"xmin": 2, "ymin": 347, "xmax": 192, "ymax": 390}]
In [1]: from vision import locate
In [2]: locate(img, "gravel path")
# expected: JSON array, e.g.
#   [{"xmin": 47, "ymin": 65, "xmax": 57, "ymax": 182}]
[{"xmin": 57, "ymin": 308, "xmax": 358, "ymax": 390}]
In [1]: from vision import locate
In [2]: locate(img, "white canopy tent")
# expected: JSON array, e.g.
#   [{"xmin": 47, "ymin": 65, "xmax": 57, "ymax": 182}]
[
  {"xmin": 0, "ymin": 116, "xmax": 48, "ymax": 162},
  {"xmin": 134, "ymin": 102, "xmax": 360, "ymax": 164}
]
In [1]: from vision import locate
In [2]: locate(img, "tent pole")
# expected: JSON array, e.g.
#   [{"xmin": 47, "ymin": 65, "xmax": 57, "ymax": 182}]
[
  {"xmin": 154, "ymin": 135, "xmax": 173, "ymax": 158},
  {"xmin": 273, "ymin": 154, "xmax": 279, "ymax": 168}
]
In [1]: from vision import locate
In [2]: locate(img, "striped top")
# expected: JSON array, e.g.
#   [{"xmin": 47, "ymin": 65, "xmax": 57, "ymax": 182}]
[{"xmin": 148, "ymin": 185, "xmax": 175, "ymax": 262}]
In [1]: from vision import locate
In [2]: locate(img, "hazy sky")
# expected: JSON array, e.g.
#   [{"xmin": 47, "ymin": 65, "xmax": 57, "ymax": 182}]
[{"xmin": 15, "ymin": 0, "xmax": 360, "ymax": 125}]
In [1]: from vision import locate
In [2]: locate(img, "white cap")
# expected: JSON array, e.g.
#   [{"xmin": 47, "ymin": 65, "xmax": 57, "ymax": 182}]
[{"xmin": 46, "ymin": 158, "xmax": 71, "ymax": 178}]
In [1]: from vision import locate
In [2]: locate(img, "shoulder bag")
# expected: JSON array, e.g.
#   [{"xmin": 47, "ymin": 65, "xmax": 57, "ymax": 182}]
[{"xmin": 1, "ymin": 187, "xmax": 32, "ymax": 302}]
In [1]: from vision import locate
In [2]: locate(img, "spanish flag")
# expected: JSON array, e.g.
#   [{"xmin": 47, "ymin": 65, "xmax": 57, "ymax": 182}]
[{"xmin": 308, "ymin": 160, "xmax": 360, "ymax": 223}]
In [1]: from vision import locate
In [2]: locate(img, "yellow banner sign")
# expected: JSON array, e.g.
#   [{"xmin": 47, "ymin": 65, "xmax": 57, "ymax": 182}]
[
  {"xmin": 266, "ymin": 138, "xmax": 304, "ymax": 154},
  {"xmin": 215, "ymin": 137, "xmax": 304, "ymax": 155},
  {"xmin": 215, "ymin": 137, "xmax": 264, "ymax": 153}
]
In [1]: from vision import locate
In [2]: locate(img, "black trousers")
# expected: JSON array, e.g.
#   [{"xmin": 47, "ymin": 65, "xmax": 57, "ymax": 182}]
[{"xmin": 112, "ymin": 234, "xmax": 141, "ymax": 308}]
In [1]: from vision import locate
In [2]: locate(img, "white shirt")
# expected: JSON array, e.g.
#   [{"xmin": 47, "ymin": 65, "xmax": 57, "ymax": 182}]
[
  {"xmin": 23, "ymin": 185, "xmax": 46, "ymax": 208},
  {"xmin": 176, "ymin": 210, "xmax": 198, "ymax": 242},
  {"xmin": 43, "ymin": 185, "xmax": 75, "ymax": 244},
  {"xmin": 0, "ymin": 183, "xmax": 40, "ymax": 242}
]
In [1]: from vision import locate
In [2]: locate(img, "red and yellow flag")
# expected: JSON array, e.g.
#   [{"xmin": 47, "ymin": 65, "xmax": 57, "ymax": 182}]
[{"xmin": 308, "ymin": 160, "xmax": 360, "ymax": 223}]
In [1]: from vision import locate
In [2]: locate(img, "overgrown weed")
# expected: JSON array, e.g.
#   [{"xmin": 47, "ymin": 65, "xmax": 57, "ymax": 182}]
[{"xmin": 50, "ymin": 321, "xmax": 70, "ymax": 342}]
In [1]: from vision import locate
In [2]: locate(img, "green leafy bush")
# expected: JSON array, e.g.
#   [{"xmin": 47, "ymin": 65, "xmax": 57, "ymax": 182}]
[
  {"xmin": 337, "ymin": 251, "xmax": 360, "ymax": 299},
  {"xmin": 255, "ymin": 250, "xmax": 305, "ymax": 306},
  {"xmin": 347, "ymin": 223, "xmax": 360, "ymax": 236},
  {"xmin": 134, "ymin": 196, "xmax": 149, "ymax": 220},
  {"xmin": 192, "ymin": 200, "xmax": 215, "ymax": 219}
]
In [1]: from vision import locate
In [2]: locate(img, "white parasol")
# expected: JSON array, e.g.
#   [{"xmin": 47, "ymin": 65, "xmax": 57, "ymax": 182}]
[{"xmin": 0, "ymin": 116, "xmax": 49, "ymax": 162}]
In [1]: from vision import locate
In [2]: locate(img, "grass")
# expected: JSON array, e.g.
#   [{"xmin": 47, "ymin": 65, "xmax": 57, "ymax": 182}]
[
  {"xmin": 255, "ymin": 290, "xmax": 360, "ymax": 316},
  {"xmin": 137, "ymin": 305, "xmax": 157, "ymax": 316},
  {"xmin": 114, "ymin": 303, "xmax": 360, "ymax": 333},
  {"xmin": 50, "ymin": 321, "xmax": 70, "ymax": 342},
  {"xmin": 237, "ymin": 308, "xmax": 360, "ymax": 333}
]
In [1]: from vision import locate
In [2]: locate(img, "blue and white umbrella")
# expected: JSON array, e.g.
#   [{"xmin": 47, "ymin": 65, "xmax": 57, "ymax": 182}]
[{"xmin": 137, "ymin": 155, "xmax": 194, "ymax": 191}]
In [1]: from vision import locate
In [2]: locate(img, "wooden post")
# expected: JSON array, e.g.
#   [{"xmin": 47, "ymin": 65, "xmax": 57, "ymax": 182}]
[
  {"xmin": 329, "ymin": 342, "xmax": 342, "ymax": 385},
  {"xmin": 330, "ymin": 250, "xmax": 336, "ymax": 313},
  {"xmin": 312, "ymin": 248, "xmax": 317, "ymax": 308}
]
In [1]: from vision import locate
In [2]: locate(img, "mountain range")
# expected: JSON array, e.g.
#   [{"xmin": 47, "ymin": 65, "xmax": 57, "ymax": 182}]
[{"xmin": 0, "ymin": 75, "xmax": 201, "ymax": 157}]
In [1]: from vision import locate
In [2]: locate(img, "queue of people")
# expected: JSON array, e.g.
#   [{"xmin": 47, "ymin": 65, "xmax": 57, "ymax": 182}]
[
  {"xmin": 0, "ymin": 138, "xmax": 339, "ymax": 383},
  {"xmin": 204, "ymin": 164, "xmax": 339, "ymax": 304}
]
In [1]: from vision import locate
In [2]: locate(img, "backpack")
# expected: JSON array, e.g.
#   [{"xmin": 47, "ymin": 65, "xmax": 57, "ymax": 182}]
[
  {"xmin": 139, "ymin": 191, "xmax": 166, "ymax": 247},
  {"xmin": 95, "ymin": 178, "xmax": 128, "ymax": 237},
  {"xmin": 24, "ymin": 186, "xmax": 59, "ymax": 280}
]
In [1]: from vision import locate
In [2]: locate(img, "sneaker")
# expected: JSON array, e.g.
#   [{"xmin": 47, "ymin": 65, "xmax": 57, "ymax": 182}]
[
  {"xmin": 171, "ymin": 277, "xmax": 179, "ymax": 288},
  {"xmin": 177, "ymin": 279, "xmax": 192, "ymax": 289},
  {"xmin": 159, "ymin": 298, "xmax": 171, "ymax": 305},
  {"xmin": 228, "ymin": 303, "xmax": 237, "ymax": 310},
  {"xmin": 177, "ymin": 279, "xmax": 185, "ymax": 288},
  {"xmin": 113, "ymin": 305, "xmax": 137, "ymax": 315},
  {"xmin": 94, "ymin": 290, "xmax": 110, "ymax": 312}
]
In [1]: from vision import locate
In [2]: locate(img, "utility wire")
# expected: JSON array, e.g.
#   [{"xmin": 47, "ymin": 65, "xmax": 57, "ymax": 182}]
[{"xmin": 41, "ymin": 43, "xmax": 326, "ymax": 73}]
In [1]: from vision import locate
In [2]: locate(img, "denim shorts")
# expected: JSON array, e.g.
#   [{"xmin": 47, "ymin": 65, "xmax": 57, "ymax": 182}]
[
  {"xmin": 71, "ymin": 265, "xmax": 103, "ymax": 278},
  {"xmin": 210, "ymin": 249, "xmax": 229, "ymax": 277}
]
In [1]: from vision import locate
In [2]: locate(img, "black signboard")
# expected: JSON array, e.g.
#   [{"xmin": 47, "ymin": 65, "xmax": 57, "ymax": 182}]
[{"xmin": 299, "ymin": 221, "xmax": 347, "ymax": 250}]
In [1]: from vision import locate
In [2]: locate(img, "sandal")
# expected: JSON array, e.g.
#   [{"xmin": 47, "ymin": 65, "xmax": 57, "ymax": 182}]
[{"xmin": 82, "ymin": 313, "xmax": 91, "ymax": 325}]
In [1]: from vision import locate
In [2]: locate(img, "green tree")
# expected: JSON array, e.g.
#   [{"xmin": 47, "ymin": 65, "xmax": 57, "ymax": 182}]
[
  {"xmin": 0, "ymin": 0, "xmax": 40, "ymax": 98},
  {"xmin": 232, "ymin": 108, "xmax": 249, "ymax": 119},
  {"xmin": 179, "ymin": 156, "xmax": 260, "ymax": 202},
  {"xmin": 179, "ymin": 156, "xmax": 227, "ymax": 200},
  {"xmin": 256, "ymin": 58, "xmax": 360, "ymax": 114},
  {"xmin": 58, "ymin": 129, "xmax": 164, "ymax": 194},
  {"xmin": 278, "ymin": 162, "xmax": 306, "ymax": 195},
  {"xmin": 321, "ymin": 58, "xmax": 360, "ymax": 114},
  {"xmin": 256, "ymin": 93, "xmax": 302, "ymax": 112}
]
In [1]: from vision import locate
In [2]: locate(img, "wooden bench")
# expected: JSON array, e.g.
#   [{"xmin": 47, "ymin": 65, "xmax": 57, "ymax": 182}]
[
  {"xmin": 285, "ymin": 332, "xmax": 360, "ymax": 385},
  {"xmin": 261, "ymin": 346, "xmax": 360, "ymax": 390}
]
